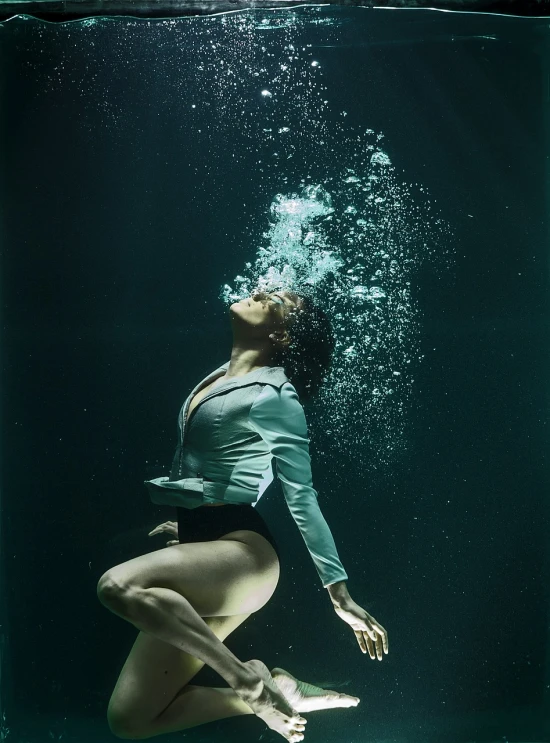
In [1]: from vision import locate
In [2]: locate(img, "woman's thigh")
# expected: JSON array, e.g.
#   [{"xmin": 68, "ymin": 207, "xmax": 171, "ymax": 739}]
[
  {"xmin": 108, "ymin": 613, "xmax": 250, "ymax": 733},
  {"xmin": 99, "ymin": 529, "xmax": 280, "ymax": 618}
]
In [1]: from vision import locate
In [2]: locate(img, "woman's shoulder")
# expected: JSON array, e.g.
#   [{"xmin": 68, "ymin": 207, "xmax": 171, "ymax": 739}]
[
  {"xmin": 251, "ymin": 378, "xmax": 303, "ymax": 413},
  {"xmin": 249, "ymin": 381, "xmax": 308, "ymax": 439},
  {"xmin": 255, "ymin": 365, "xmax": 291, "ymax": 389}
]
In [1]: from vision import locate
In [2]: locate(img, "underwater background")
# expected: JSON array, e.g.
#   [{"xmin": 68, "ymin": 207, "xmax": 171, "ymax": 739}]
[{"xmin": 1, "ymin": 5, "xmax": 549, "ymax": 742}]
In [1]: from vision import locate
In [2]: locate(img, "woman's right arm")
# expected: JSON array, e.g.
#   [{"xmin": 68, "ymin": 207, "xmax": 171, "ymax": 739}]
[{"xmin": 148, "ymin": 520, "xmax": 179, "ymax": 547}]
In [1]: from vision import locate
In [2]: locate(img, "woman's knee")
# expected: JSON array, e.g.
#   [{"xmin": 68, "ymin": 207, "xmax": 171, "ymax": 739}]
[{"xmin": 97, "ymin": 570, "xmax": 137, "ymax": 613}]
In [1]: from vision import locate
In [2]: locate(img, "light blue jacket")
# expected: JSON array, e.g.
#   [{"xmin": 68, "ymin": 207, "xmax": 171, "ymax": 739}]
[{"xmin": 144, "ymin": 361, "xmax": 348, "ymax": 587}]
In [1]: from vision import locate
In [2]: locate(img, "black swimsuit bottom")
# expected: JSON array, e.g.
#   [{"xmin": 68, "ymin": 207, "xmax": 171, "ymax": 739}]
[{"xmin": 177, "ymin": 503, "xmax": 279, "ymax": 557}]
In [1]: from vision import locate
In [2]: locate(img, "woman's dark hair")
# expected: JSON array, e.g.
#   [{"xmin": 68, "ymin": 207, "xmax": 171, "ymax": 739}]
[{"xmin": 271, "ymin": 294, "xmax": 335, "ymax": 405}]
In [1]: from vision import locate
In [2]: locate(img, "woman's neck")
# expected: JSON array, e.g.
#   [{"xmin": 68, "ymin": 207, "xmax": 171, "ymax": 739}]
[{"xmin": 225, "ymin": 346, "xmax": 272, "ymax": 378}]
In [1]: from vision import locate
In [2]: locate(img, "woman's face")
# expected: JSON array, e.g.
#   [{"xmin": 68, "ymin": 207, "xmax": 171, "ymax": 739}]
[{"xmin": 230, "ymin": 290, "xmax": 302, "ymax": 333}]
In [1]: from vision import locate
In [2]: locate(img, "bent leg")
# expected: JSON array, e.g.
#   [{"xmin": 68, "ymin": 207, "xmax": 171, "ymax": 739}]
[
  {"xmin": 108, "ymin": 614, "xmax": 253, "ymax": 739},
  {"xmin": 100, "ymin": 534, "xmax": 309, "ymax": 742},
  {"xmin": 99, "ymin": 534, "xmax": 306, "ymax": 742},
  {"xmin": 98, "ymin": 534, "xmax": 279, "ymax": 695}
]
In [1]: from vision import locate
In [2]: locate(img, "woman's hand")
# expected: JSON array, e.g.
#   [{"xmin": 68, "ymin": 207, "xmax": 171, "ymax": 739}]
[
  {"xmin": 148, "ymin": 521, "xmax": 179, "ymax": 547},
  {"xmin": 333, "ymin": 598, "xmax": 389, "ymax": 661}
]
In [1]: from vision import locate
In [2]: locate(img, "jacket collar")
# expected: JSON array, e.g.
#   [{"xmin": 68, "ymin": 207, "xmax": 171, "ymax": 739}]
[
  {"xmin": 187, "ymin": 361, "xmax": 289, "ymax": 413},
  {"xmin": 206, "ymin": 360, "xmax": 289, "ymax": 393}
]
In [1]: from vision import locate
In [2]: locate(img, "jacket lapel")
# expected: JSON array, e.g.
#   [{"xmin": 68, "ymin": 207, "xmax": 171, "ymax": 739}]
[{"xmin": 182, "ymin": 362, "xmax": 289, "ymax": 432}]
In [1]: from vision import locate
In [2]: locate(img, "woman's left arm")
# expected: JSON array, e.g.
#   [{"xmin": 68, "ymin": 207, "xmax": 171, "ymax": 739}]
[{"xmin": 249, "ymin": 383, "xmax": 389, "ymax": 660}]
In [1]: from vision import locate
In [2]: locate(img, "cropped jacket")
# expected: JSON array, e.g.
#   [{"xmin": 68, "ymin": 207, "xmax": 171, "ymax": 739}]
[{"xmin": 144, "ymin": 361, "xmax": 348, "ymax": 588}]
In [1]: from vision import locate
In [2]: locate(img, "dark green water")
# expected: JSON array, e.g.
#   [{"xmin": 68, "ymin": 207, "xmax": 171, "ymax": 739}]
[{"xmin": 1, "ymin": 6, "xmax": 549, "ymax": 742}]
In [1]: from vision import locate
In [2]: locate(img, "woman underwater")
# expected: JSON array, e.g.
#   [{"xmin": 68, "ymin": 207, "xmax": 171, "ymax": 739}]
[{"xmin": 97, "ymin": 289, "xmax": 389, "ymax": 742}]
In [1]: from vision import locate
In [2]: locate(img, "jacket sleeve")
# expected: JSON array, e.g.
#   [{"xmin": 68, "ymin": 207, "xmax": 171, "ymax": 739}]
[{"xmin": 249, "ymin": 382, "xmax": 348, "ymax": 588}]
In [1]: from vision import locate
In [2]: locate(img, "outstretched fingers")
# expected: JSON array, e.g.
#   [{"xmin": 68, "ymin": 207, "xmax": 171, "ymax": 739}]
[{"xmin": 355, "ymin": 622, "xmax": 389, "ymax": 660}]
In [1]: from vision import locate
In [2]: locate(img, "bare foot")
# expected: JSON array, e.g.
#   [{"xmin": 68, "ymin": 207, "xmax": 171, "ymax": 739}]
[
  {"xmin": 271, "ymin": 667, "xmax": 361, "ymax": 713},
  {"xmin": 235, "ymin": 659, "xmax": 307, "ymax": 742}
]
